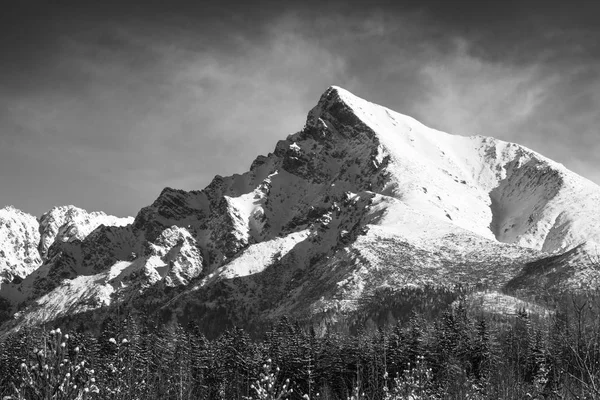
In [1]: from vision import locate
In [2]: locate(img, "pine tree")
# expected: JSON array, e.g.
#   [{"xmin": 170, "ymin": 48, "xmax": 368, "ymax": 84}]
[{"xmin": 6, "ymin": 328, "xmax": 99, "ymax": 400}]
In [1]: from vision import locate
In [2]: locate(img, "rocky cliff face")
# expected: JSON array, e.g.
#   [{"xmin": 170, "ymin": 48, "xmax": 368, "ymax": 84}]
[{"xmin": 2, "ymin": 86, "xmax": 600, "ymax": 334}]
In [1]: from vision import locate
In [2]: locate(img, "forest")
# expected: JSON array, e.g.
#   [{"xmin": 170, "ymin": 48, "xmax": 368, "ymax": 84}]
[{"xmin": 2, "ymin": 291, "xmax": 600, "ymax": 399}]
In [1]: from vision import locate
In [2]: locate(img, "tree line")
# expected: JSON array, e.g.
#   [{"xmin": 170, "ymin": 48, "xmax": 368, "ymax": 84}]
[{"xmin": 2, "ymin": 292, "xmax": 600, "ymax": 399}]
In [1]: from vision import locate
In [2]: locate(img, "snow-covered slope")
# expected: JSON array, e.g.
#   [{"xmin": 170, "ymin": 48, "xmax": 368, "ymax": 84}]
[
  {"xmin": 0, "ymin": 207, "xmax": 41, "ymax": 283},
  {"xmin": 2, "ymin": 86, "xmax": 600, "ymax": 334}
]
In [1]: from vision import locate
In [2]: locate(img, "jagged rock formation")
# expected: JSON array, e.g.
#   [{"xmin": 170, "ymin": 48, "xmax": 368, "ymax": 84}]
[{"xmin": 2, "ymin": 86, "xmax": 600, "ymax": 335}]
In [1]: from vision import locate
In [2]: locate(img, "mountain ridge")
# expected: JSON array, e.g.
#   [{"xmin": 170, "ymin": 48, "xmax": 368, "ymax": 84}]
[{"xmin": 1, "ymin": 86, "xmax": 599, "ymax": 335}]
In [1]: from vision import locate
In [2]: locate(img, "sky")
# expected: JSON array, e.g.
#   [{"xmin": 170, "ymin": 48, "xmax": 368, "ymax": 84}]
[{"xmin": 0, "ymin": 0, "xmax": 599, "ymax": 217}]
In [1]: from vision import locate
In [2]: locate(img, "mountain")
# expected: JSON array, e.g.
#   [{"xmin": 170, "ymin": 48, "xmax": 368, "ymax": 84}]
[
  {"xmin": 0, "ymin": 205, "xmax": 134, "ymax": 284},
  {"xmin": 37, "ymin": 205, "xmax": 134, "ymax": 260},
  {"xmin": 2, "ymin": 86, "xmax": 600, "ymax": 335},
  {"xmin": 0, "ymin": 206, "xmax": 133, "ymax": 322}
]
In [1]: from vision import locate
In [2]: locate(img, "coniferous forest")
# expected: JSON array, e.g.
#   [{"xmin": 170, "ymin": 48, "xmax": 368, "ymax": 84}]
[{"xmin": 2, "ymin": 292, "xmax": 600, "ymax": 399}]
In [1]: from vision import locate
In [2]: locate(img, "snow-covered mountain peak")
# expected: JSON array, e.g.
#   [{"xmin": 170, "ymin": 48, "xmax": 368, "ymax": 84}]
[
  {"xmin": 2, "ymin": 86, "xmax": 600, "ymax": 335},
  {"xmin": 0, "ymin": 206, "xmax": 39, "ymax": 226},
  {"xmin": 0, "ymin": 205, "xmax": 27, "ymax": 214},
  {"xmin": 38, "ymin": 205, "xmax": 134, "ymax": 259},
  {"xmin": 302, "ymin": 86, "xmax": 600, "ymax": 253},
  {"xmin": 0, "ymin": 203, "xmax": 135, "ymax": 290}
]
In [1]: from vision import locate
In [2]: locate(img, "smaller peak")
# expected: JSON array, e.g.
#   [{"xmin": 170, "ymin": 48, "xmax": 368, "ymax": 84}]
[
  {"xmin": 0, "ymin": 206, "xmax": 37, "ymax": 225},
  {"xmin": 47, "ymin": 204, "xmax": 83, "ymax": 212},
  {"xmin": 150, "ymin": 187, "xmax": 189, "ymax": 209},
  {"xmin": 0, "ymin": 205, "xmax": 33, "ymax": 214},
  {"xmin": 38, "ymin": 205, "xmax": 125, "ymax": 222},
  {"xmin": 0, "ymin": 205, "xmax": 35, "ymax": 219},
  {"xmin": 42, "ymin": 205, "xmax": 86, "ymax": 218},
  {"xmin": 1, "ymin": 205, "xmax": 21, "ymax": 213},
  {"xmin": 158, "ymin": 187, "xmax": 187, "ymax": 197}
]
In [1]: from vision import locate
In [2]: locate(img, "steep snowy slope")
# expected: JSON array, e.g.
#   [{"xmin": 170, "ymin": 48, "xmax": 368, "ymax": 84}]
[{"xmin": 2, "ymin": 86, "xmax": 600, "ymax": 334}]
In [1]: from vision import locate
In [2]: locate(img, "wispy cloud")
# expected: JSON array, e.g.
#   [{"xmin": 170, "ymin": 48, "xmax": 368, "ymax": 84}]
[
  {"xmin": 0, "ymin": 4, "xmax": 599, "ymax": 216},
  {"xmin": 414, "ymin": 38, "xmax": 559, "ymax": 136},
  {"xmin": 0, "ymin": 13, "xmax": 352, "ymax": 215}
]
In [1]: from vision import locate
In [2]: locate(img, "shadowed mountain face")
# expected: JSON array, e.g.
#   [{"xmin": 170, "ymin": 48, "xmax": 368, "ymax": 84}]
[{"xmin": 2, "ymin": 86, "xmax": 600, "ymax": 335}]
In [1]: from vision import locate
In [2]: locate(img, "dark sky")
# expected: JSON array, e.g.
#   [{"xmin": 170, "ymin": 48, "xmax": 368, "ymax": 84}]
[{"xmin": 1, "ymin": 0, "xmax": 599, "ymax": 217}]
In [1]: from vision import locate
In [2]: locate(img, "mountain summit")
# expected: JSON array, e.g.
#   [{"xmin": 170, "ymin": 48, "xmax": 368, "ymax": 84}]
[{"xmin": 2, "ymin": 86, "xmax": 600, "ymax": 335}]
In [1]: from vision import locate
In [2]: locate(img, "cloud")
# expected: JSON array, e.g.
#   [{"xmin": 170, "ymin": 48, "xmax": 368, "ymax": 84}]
[
  {"xmin": 408, "ymin": 38, "xmax": 600, "ymax": 185},
  {"xmin": 0, "ymin": 13, "xmax": 353, "ymax": 216},
  {"xmin": 413, "ymin": 38, "xmax": 559, "ymax": 137},
  {"xmin": 1, "ymin": 5, "xmax": 599, "ymax": 217}
]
